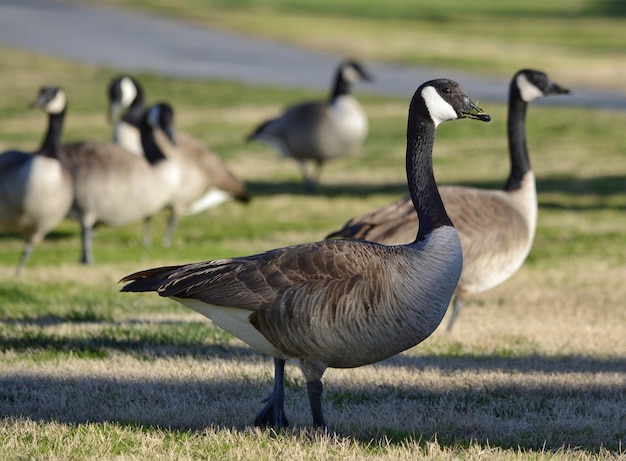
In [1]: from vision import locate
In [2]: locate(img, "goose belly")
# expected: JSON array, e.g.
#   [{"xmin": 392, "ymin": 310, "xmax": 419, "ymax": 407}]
[
  {"xmin": 456, "ymin": 176, "xmax": 537, "ymax": 294},
  {"xmin": 172, "ymin": 297, "xmax": 285, "ymax": 359},
  {"xmin": 459, "ymin": 239, "xmax": 534, "ymax": 294},
  {"xmin": 0, "ymin": 155, "xmax": 72, "ymax": 237},
  {"xmin": 320, "ymin": 96, "xmax": 368, "ymax": 158},
  {"xmin": 23, "ymin": 157, "xmax": 73, "ymax": 229},
  {"xmin": 73, "ymin": 161, "xmax": 178, "ymax": 226},
  {"xmin": 165, "ymin": 158, "xmax": 229, "ymax": 214}
]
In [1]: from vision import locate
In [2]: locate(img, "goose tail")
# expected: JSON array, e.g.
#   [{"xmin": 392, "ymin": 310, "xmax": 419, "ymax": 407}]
[{"xmin": 119, "ymin": 265, "xmax": 182, "ymax": 292}]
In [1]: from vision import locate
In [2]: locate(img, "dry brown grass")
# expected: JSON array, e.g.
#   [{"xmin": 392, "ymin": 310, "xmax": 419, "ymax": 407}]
[{"xmin": 2, "ymin": 253, "xmax": 624, "ymax": 459}]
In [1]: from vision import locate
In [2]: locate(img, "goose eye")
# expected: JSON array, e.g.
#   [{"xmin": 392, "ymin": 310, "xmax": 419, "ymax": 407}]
[{"xmin": 442, "ymin": 87, "xmax": 451, "ymax": 94}]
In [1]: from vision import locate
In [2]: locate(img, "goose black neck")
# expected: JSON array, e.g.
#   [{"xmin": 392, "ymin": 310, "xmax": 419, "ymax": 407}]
[
  {"xmin": 406, "ymin": 109, "xmax": 453, "ymax": 242},
  {"xmin": 330, "ymin": 71, "xmax": 351, "ymax": 101},
  {"xmin": 139, "ymin": 125, "xmax": 167, "ymax": 165},
  {"xmin": 38, "ymin": 109, "xmax": 65, "ymax": 159},
  {"xmin": 505, "ymin": 84, "xmax": 531, "ymax": 191},
  {"xmin": 121, "ymin": 91, "xmax": 146, "ymax": 127}
]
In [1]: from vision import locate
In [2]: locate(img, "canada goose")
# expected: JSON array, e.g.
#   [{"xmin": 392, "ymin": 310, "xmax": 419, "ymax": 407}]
[
  {"xmin": 0, "ymin": 87, "xmax": 73, "ymax": 275},
  {"xmin": 326, "ymin": 69, "xmax": 570, "ymax": 332},
  {"xmin": 108, "ymin": 75, "xmax": 250, "ymax": 247},
  {"xmin": 247, "ymin": 59, "xmax": 371, "ymax": 193},
  {"xmin": 59, "ymin": 99, "xmax": 182, "ymax": 265},
  {"xmin": 120, "ymin": 79, "xmax": 490, "ymax": 430}
]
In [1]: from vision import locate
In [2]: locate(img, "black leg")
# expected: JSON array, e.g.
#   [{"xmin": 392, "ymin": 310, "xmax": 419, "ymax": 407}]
[
  {"xmin": 446, "ymin": 296, "xmax": 464, "ymax": 332},
  {"xmin": 15, "ymin": 242, "xmax": 33, "ymax": 276},
  {"xmin": 142, "ymin": 217, "xmax": 152, "ymax": 247},
  {"xmin": 306, "ymin": 380, "xmax": 327, "ymax": 429},
  {"xmin": 80, "ymin": 223, "xmax": 93, "ymax": 265},
  {"xmin": 254, "ymin": 358, "xmax": 289, "ymax": 428},
  {"xmin": 162, "ymin": 210, "xmax": 177, "ymax": 248}
]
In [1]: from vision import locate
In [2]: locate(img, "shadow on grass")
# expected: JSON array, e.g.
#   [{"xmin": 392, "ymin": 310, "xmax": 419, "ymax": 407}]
[
  {"xmin": 245, "ymin": 174, "xmax": 625, "ymax": 211},
  {"xmin": 588, "ymin": 0, "xmax": 626, "ymax": 16},
  {"xmin": 0, "ymin": 355, "xmax": 623, "ymax": 452},
  {"xmin": 2, "ymin": 316, "xmax": 625, "ymax": 375},
  {"xmin": 245, "ymin": 179, "xmax": 409, "ymax": 198},
  {"xmin": 0, "ymin": 316, "xmax": 264, "ymax": 361},
  {"xmin": 0, "ymin": 229, "xmax": 75, "ymax": 242}
]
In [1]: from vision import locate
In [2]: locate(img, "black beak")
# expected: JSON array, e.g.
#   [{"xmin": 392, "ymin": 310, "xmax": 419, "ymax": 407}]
[{"xmin": 461, "ymin": 96, "xmax": 491, "ymax": 122}]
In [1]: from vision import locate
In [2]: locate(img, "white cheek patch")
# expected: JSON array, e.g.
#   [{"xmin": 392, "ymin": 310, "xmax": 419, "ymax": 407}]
[
  {"xmin": 421, "ymin": 86, "xmax": 458, "ymax": 126},
  {"xmin": 342, "ymin": 65, "xmax": 360, "ymax": 83},
  {"xmin": 120, "ymin": 76, "xmax": 138, "ymax": 108},
  {"xmin": 516, "ymin": 73, "xmax": 543, "ymax": 102},
  {"xmin": 46, "ymin": 90, "xmax": 67, "ymax": 114}
]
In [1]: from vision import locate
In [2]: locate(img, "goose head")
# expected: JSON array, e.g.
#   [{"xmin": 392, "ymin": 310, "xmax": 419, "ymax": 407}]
[
  {"xmin": 331, "ymin": 59, "xmax": 372, "ymax": 99},
  {"xmin": 144, "ymin": 102, "xmax": 177, "ymax": 146},
  {"xmin": 416, "ymin": 79, "xmax": 491, "ymax": 127},
  {"xmin": 339, "ymin": 59, "xmax": 372, "ymax": 84},
  {"xmin": 30, "ymin": 87, "xmax": 67, "ymax": 115},
  {"xmin": 108, "ymin": 74, "xmax": 143, "ymax": 122},
  {"xmin": 514, "ymin": 69, "xmax": 571, "ymax": 103}
]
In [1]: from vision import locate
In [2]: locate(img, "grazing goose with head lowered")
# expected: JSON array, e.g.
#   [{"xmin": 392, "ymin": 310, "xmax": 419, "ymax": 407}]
[
  {"xmin": 59, "ymin": 98, "xmax": 182, "ymax": 265},
  {"xmin": 120, "ymin": 79, "xmax": 490, "ymax": 430},
  {"xmin": 247, "ymin": 59, "xmax": 371, "ymax": 193},
  {"xmin": 326, "ymin": 69, "xmax": 570, "ymax": 332},
  {"xmin": 108, "ymin": 75, "xmax": 250, "ymax": 247},
  {"xmin": 0, "ymin": 87, "xmax": 73, "ymax": 275}
]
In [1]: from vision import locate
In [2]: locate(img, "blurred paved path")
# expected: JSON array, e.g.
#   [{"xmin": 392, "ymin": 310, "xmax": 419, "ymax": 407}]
[{"xmin": 1, "ymin": 0, "xmax": 625, "ymax": 110}]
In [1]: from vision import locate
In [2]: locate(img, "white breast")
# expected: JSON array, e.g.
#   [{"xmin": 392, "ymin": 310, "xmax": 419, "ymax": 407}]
[{"xmin": 113, "ymin": 122, "xmax": 142, "ymax": 156}]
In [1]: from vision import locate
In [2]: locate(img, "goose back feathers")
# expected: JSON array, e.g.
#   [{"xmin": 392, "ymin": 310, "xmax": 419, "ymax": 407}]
[{"xmin": 121, "ymin": 79, "xmax": 490, "ymax": 429}]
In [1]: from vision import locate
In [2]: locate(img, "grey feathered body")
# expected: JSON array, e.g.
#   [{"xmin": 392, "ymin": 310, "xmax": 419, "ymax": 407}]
[
  {"xmin": 156, "ymin": 131, "xmax": 249, "ymax": 214},
  {"xmin": 59, "ymin": 141, "xmax": 180, "ymax": 227},
  {"xmin": 250, "ymin": 95, "xmax": 368, "ymax": 162},
  {"xmin": 123, "ymin": 227, "xmax": 461, "ymax": 373},
  {"xmin": 0, "ymin": 151, "xmax": 72, "ymax": 241}
]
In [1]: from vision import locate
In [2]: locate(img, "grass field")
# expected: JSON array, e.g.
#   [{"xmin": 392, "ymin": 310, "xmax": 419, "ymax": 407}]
[{"xmin": 1, "ymin": 2, "xmax": 625, "ymax": 459}]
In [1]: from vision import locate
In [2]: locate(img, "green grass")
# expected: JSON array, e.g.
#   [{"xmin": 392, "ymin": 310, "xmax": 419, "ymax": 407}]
[{"xmin": 1, "ymin": 2, "xmax": 626, "ymax": 457}]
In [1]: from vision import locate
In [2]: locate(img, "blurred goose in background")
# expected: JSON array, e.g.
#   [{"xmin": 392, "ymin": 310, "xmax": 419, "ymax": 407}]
[
  {"xmin": 108, "ymin": 75, "xmax": 250, "ymax": 247},
  {"xmin": 120, "ymin": 79, "xmax": 490, "ymax": 429},
  {"xmin": 247, "ymin": 59, "xmax": 371, "ymax": 193},
  {"xmin": 326, "ymin": 69, "xmax": 570, "ymax": 331},
  {"xmin": 59, "ymin": 98, "xmax": 182, "ymax": 265},
  {"xmin": 0, "ymin": 87, "xmax": 73, "ymax": 275}
]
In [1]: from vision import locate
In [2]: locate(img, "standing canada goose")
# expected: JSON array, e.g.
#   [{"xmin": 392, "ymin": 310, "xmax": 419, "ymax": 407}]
[
  {"xmin": 108, "ymin": 75, "xmax": 250, "ymax": 247},
  {"xmin": 59, "ymin": 99, "xmax": 182, "ymax": 265},
  {"xmin": 247, "ymin": 59, "xmax": 371, "ymax": 193},
  {"xmin": 326, "ymin": 69, "xmax": 570, "ymax": 331},
  {"xmin": 0, "ymin": 87, "xmax": 73, "ymax": 275},
  {"xmin": 120, "ymin": 79, "xmax": 490, "ymax": 429}
]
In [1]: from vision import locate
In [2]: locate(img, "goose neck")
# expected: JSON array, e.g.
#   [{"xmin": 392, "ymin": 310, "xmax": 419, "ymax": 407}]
[
  {"xmin": 330, "ymin": 73, "xmax": 350, "ymax": 101},
  {"xmin": 122, "ymin": 98, "xmax": 146, "ymax": 127},
  {"xmin": 407, "ymin": 117, "xmax": 452, "ymax": 241},
  {"xmin": 505, "ymin": 90, "xmax": 531, "ymax": 191},
  {"xmin": 38, "ymin": 110, "xmax": 65, "ymax": 158},
  {"xmin": 139, "ymin": 126, "xmax": 167, "ymax": 165}
]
